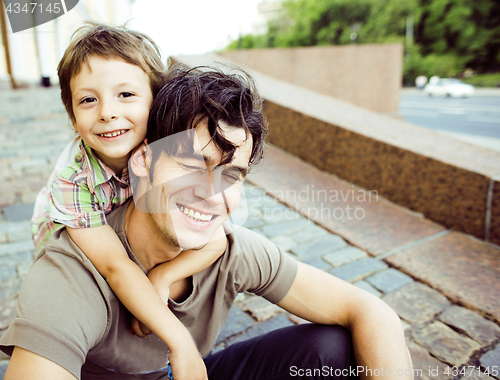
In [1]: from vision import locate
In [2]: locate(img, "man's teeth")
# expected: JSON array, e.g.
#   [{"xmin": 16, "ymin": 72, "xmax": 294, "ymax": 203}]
[
  {"xmin": 99, "ymin": 129, "xmax": 127, "ymax": 137},
  {"xmin": 178, "ymin": 205, "xmax": 215, "ymax": 221}
]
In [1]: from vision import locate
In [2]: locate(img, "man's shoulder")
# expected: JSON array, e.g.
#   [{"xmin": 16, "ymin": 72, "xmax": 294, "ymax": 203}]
[
  {"xmin": 225, "ymin": 225, "xmax": 291, "ymax": 268},
  {"xmin": 40, "ymin": 228, "xmax": 111, "ymax": 291},
  {"xmin": 40, "ymin": 227, "xmax": 86, "ymax": 263},
  {"xmin": 222, "ymin": 225, "xmax": 299, "ymax": 304},
  {"xmin": 227, "ymin": 225, "xmax": 275, "ymax": 253}
]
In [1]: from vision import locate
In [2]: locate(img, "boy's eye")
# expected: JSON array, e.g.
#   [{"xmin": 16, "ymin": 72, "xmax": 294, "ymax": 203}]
[{"xmin": 80, "ymin": 97, "xmax": 96, "ymax": 104}]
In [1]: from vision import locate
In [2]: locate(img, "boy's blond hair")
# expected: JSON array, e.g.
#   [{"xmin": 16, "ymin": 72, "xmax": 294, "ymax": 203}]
[{"xmin": 58, "ymin": 23, "xmax": 166, "ymax": 124}]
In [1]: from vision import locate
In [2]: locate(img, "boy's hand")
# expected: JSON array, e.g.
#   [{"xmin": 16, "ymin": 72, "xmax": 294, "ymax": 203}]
[
  {"xmin": 130, "ymin": 316, "xmax": 152, "ymax": 337},
  {"xmin": 130, "ymin": 285, "xmax": 170, "ymax": 337},
  {"xmin": 169, "ymin": 341, "xmax": 208, "ymax": 380}
]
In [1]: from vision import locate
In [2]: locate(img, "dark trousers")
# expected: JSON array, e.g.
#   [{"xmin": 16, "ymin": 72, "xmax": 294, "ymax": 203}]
[{"xmin": 203, "ymin": 324, "xmax": 359, "ymax": 380}]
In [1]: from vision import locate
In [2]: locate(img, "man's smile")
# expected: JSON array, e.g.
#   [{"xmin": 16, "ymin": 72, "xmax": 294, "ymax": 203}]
[{"xmin": 177, "ymin": 204, "xmax": 218, "ymax": 222}]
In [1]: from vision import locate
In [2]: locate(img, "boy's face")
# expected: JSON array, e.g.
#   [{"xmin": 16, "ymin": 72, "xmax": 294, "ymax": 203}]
[{"xmin": 70, "ymin": 56, "xmax": 153, "ymax": 172}]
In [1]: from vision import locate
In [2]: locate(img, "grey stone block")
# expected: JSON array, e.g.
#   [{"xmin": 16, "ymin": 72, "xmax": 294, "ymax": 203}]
[
  {"xmin": 237, "ymin": 296, "xmax": 283, "ymax": 322},
  {"xmin": 0, "ymin": 297, "xmax": 17, "ymax": 329},
  {"xmin": 215, "ymin": 307, "xmax": 254, "ymax": 344},
  {"xmin": 302, "ymin": 256, "xmax": 331, "ymax": 271},
  {"xmin": 353, "ymin": 280, "xmax": 382, "ymax": 297},
  {"xmin": 293, "ymin": 226, "xmax": 330, "ymax": 243},
  {"xmin": 269, "ymin": 235, "xmax": 297, "ymax": 252},
  {"xmin": 0, "ymin": 240, "xmax": 35, "ymax": 257},
  {"xmin": 0, "ymin": 266, "xmax": 16, "ymax": 283},
  {"xmin": 0, "ymin": 360, "xmax": 9, "ymax": 380},
  {"xmin": 224, "ymin": 315, "xmax": 294, "ymax": 347},
  {"xmin": 413, "ymin": 321, "xmax": 480, "ymax": 366},
  {"xmin": 0, "ymin": 277, "xmax": 24, "ymax": 302},
  {"xmin": 479, "ymin": 343, "xmax": 500, "ymax": 370},
  {"xmin": 240, "ymin": 216, "xmax": 265, "ymax": 229},
  {"xmin": 261, "ymin": 219, "xmax": 311, "ymax": 237},
  {"xmin": 382, "ymin": 282, "xmax": 450, "ymax": 325},
  {"xmin": 366, "ymin": 268, "xmax": 413, "ymax": 294},
  {"xmin": 329, "ymin": 258, "xmax": 387, "ymax": 283},
  {"xmin": 1, "ymin": 204, "xmax": 34, "ymax": 222},
  {"xmin": 260, "ymin": 206, "xmax": 302, "ymax": 224},
  {"xmin": 405, "ymin": 339, "xmax": 452, "ymax": 380},
  {"xmin": 0, "ymin": 252, "xmax": 33, "ymax": 267},
  {"xmin": 291, "ymin": 235, "xmax": 347, "ymax": 260},
  {"xmin": 323, "ymin": 246, "xmax": 367, "ymax": 267},
  {"xmin": 439, "ymin": 306, "xmax": 500, "ymax": 346},
  {"xmin": 0, "ymin": 221, "xmax": 30, "ymax": 235}
]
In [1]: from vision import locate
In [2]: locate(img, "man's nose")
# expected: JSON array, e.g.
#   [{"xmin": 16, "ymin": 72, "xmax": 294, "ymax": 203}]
[
  {"xmin": 193, "ymin": 170, "xmax": 226, "ymax": 206},
  {"xmin": 99, "ymin": 99, "xmax": 118, "ymax": 122}
]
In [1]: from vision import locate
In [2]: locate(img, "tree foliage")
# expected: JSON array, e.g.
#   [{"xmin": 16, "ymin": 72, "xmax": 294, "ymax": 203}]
[{"xmin": 226, "ymin": 0, "xmax": 500, "ymax": 81}]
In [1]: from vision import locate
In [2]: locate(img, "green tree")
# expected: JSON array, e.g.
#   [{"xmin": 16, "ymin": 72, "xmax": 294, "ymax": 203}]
[
  {"xmin": 225, "ymin": 0, "xmax": 500, "ymax": 75},
  {"xmin": 361, "ymin": 0, "xmax": 419, "ymax": 44},
  {"xmin": 271, "ymin": 0, "xmax": 373, "ymax": 46}
]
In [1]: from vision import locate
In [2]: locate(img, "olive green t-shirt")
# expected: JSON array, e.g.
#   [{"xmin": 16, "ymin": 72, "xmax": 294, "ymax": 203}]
[{"xmin": 0, "ymin": 200, "xmax": 298, "ymax": 379}]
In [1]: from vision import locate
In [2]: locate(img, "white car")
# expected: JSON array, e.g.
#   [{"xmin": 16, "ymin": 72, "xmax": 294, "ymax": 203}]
[{"xmin": 424, "ymin": 78, "xmax": 475, "ymax": 97}]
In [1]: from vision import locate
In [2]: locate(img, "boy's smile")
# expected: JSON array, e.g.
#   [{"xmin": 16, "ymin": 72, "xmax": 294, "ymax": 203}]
[{"xmin": 70, "ymin": 56, "xmax": 153, "ymax": 174}]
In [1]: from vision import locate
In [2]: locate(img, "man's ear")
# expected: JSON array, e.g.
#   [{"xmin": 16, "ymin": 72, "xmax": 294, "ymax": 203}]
[{"xmin": 129, "ymin": 140, "xmax": 149, "ymax": 177}]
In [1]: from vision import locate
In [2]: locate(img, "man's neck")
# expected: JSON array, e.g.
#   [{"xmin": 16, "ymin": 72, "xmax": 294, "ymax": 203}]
[{"xmin": 123, "ymin": 200, "xmax": 183, "ymax": 272}]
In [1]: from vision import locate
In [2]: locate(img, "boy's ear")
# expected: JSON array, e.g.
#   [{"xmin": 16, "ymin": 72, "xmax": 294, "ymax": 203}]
[{"xmin": 129, "ymin": 141, "xmax": 149, "ymax": 177}]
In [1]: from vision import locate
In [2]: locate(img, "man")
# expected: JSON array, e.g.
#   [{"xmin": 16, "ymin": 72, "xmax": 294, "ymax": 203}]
[{"xmin": 1, "ymin": 66, "xmax": 412, "ymax": 379}]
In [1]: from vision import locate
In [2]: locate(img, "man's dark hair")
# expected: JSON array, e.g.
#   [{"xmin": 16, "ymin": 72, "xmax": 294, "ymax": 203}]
[{"xmin": 146, "ymin": 65, "xmax": 267, "ymax": 171}]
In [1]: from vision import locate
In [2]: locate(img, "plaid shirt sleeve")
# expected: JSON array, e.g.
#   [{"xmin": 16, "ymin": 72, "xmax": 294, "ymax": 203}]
[{"xmin": 49, "ymin": 167, "xmax": 107, "ymax": 229}]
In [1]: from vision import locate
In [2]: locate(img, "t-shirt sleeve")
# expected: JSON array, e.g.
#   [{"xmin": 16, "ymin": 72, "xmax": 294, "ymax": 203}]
[
  {"xmin": 233, "ymin": 228, "xmax": 298, "ymax": 304},
  {"xmin": 0, "ymin": 249, "xmax": 108, "ymax": 379},
  {"xmin": 50, "ymin": 171, "xmax": 107, "ymax": 229}
]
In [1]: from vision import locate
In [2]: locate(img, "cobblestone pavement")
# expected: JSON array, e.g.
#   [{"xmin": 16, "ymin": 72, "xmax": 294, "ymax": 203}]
[{"xmin": 1, "ymin": 86, "xmax": 499, "ymax": 379}]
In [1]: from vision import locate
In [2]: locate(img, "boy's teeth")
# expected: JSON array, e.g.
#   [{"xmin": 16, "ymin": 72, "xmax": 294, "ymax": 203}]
[
  {"xmin": 100, "ymin": 129, "xmax": 127, "ymax": 137},
  {"xmin": 178, "ymin": 204, "xmax": 214, "ymax": 221}
]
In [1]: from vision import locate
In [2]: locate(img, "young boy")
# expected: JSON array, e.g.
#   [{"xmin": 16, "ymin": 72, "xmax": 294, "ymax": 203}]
[{"xmin": 31, "ymin": 24, "xmax": 221, "ymax": 379}]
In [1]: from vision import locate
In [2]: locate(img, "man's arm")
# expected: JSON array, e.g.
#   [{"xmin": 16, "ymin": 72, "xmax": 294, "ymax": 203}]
[
  {"xmin": 278, "ymin": 262, "xmax": 413, "ymax": 380},
  {"xmin": 5, "ymin": 347, "xmax": 76, "ymax": 380}
]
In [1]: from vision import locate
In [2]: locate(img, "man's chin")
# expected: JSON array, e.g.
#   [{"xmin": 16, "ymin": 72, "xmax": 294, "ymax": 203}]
[{"xmin": 175, "ymin": 231, "xmax": 216, "ymax": 251}]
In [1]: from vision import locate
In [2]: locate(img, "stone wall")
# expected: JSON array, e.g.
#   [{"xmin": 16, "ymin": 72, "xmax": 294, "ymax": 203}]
[
  {"xmin": 172, "ymin": 53, "xmax": 500, "ymax": 245},
  {"xmin": 218, "ymin": 44, "xmax": 403, "ymax": 114}
]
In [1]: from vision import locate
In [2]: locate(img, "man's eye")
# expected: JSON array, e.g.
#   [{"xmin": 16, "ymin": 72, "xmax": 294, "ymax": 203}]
[
  {"xmin": 224, "ymin": 173, "xmax": 241, "ymax": 183},
  {"xmin": 182, "ymin": 164, "xmax": 203, "ymax": 171}
]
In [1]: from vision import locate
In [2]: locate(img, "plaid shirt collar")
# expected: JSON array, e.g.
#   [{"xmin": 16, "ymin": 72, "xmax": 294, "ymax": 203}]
[{"xmin": 79, "ymin": 140, "xmax": 130, "ymax": 190}]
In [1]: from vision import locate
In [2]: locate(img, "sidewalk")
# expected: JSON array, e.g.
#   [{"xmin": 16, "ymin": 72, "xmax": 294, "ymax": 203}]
[{"xmin": 0, "ymin": 86, "xmax": 499, "ymax": 379}]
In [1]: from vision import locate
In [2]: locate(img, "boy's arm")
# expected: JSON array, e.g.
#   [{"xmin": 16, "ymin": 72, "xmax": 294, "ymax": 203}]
[
  {"xmin": 67, "ymin": 225, "xmax": 208, "ymax": 380},
  {"xmin": 147, "ymin": 225, "xmax": 227, "ymax": 293},
  {"xmin": 278, "ymin": 262, "xmax": 413, "ymax": 380}
]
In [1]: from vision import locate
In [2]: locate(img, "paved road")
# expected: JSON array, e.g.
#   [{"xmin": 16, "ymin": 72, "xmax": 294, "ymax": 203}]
[
  {"xmin": 400, "ymin": 88, "xmax": 500, "ymax": 151},
  {"xmin": 1, "ymin": 86, "xmax": 500, "ymax": 378}
]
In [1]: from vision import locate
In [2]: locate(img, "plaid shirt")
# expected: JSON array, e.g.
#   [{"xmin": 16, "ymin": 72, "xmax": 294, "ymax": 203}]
[{"xmin": 32, "ymin": 138, "xmax": 132, "ymax": 251}]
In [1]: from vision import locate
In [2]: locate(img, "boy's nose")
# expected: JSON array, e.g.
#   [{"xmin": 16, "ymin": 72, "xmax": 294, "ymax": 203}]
[{"xmin": 99, "ymin": 101, "xmax": 118, "ymax": 122}]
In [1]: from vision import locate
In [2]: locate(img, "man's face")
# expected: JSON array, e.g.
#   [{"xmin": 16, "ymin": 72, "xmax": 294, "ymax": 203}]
[{"xmin": 144, "ymin": 120, "xmax": 252, "ymax": 250}]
